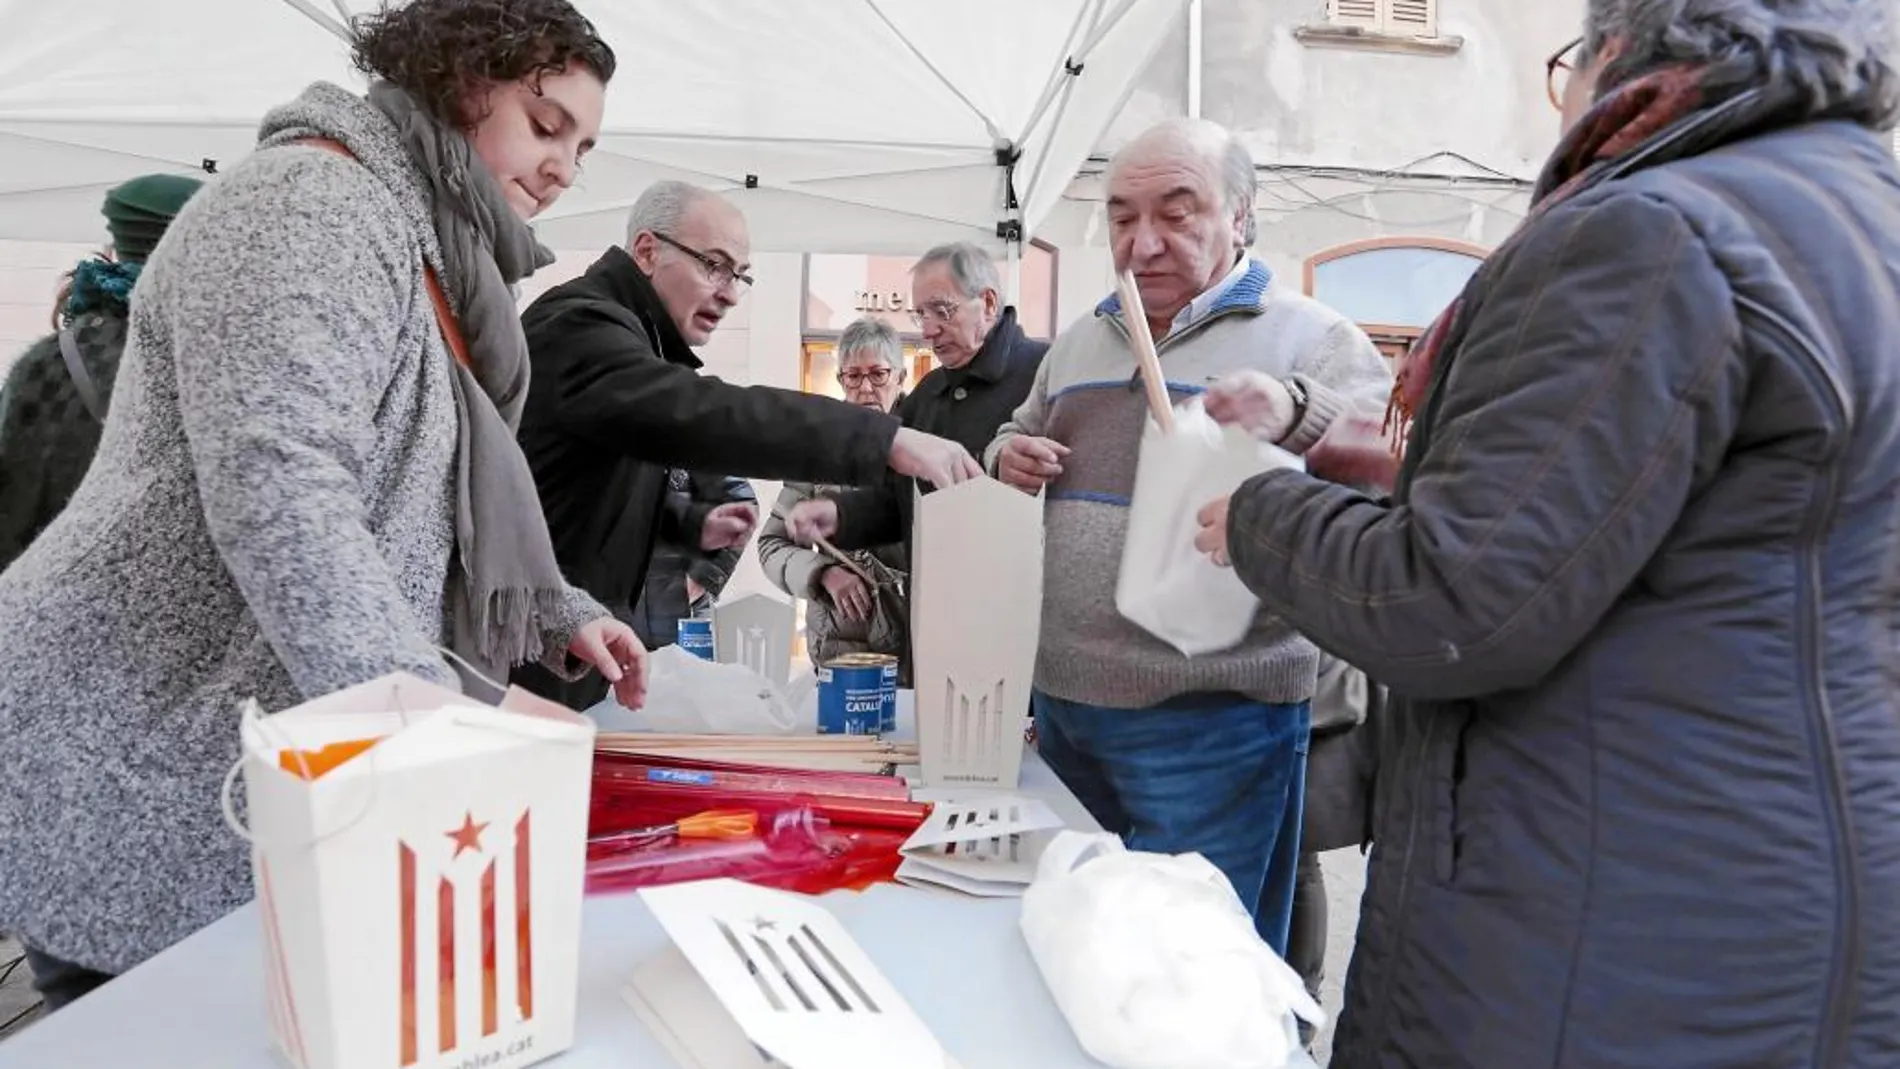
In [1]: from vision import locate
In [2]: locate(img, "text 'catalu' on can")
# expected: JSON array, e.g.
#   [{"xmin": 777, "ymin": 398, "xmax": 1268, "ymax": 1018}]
[
  {"xmin": 817, "ymin": 653, "xmax": 899, "ymax": 735},
  {"xmin": 676, "ymin": 617, "xmax": 715, "ymax": 661}
]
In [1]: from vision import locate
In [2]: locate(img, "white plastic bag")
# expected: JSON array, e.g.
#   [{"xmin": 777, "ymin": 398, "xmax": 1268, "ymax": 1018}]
[
  {"xmin": 590, "ymin": 645, "xmax": 800, "ymax": 735},
  {"xmin": 1115, "ymin": 396, "xmax": 1303, "ymax": 657},
  {"xmin": 1020, "ymin": 831, "xmax": 1325, "ymax": 1069}
]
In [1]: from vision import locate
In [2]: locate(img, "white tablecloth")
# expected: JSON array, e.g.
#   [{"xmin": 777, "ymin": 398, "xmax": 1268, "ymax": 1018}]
[{"xmin": 0, "ymin": 692, "xmax": 1320, "ymax": 1069}]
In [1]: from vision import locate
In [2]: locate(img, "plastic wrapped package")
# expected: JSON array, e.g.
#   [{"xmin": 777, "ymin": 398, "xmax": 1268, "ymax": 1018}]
[
  {"xmin": 589, "ymin": 775, "xmax": 930, "ymax": 834},
  {"xmin": 592, "ymin": 751, "xmax": 913, "ymax": 801},
  {"xmin": 1020, "ymin": 832, "xmax": 1325, "ymax": 1069},
  {"xmin": 585, "ymin": 754, "xmax": 932, "ymax": 897},
  {"xmin": 586, "ymin": 806, "xmax": 840, "ymax": 895}
]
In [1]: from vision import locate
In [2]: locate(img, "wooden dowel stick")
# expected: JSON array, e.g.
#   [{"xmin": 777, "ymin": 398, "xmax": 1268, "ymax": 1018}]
[{"xmin": 1115, "ymin": 268, "xmax": 1174, "ymax": 433}]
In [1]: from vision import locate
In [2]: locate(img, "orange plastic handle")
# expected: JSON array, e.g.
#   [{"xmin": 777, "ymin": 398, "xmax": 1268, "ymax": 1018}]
[{"xmin": 673, "ymin": 809, "xmax": 760, "ymax": 841}]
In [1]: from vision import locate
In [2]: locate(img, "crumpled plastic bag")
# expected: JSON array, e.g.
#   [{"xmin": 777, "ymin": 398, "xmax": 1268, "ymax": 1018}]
[
  {"xmin": 590, "ymin": 645, "xmax": 799, "ymax": 735},
  {"xmin": 1020, "ymin": 831, "xmax": 1325, "ymax": 1069},
  {"xmin": 1115, "ymin": 396, "xmax": 1303, "ymax": 658}
]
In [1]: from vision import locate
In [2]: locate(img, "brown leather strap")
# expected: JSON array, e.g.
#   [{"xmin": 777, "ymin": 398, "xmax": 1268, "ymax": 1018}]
[{"xmin": 292, "ymin": 137, "xmax": 471, "ymax": 369}]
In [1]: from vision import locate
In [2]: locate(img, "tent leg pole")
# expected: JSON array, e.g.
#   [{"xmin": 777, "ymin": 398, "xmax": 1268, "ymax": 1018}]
[
  {"xmin": 1007, "ymin": 239, "xmax": 1021, "ymax": 307},
  {"xmin": 1187, "ymin": 0, "xmax": 1203, "ymax": 119}
]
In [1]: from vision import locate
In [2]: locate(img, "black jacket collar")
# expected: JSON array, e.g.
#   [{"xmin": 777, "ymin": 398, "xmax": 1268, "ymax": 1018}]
[{"xmin": 586, "ymin": 246, "xmax": 702, "ymax": 370}]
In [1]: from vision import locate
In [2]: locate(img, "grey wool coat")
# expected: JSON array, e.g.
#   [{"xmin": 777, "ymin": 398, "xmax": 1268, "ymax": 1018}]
[{"xmin": 0, "ymin": 83, "xmax": 604, "ymax": 974}]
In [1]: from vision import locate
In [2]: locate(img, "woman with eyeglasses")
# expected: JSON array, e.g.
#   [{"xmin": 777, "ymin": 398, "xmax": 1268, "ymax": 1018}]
[
  {"xmin": 1196, "ymin": 0, "xmax": 1900, "ymax": 1065},
  {"xmin": 0, "ymin": 0, "xmax": 650, "ymax": 1008},
  {"xmin": 758, "ymin": 317, "xmax": 913, "ymax": 672}
]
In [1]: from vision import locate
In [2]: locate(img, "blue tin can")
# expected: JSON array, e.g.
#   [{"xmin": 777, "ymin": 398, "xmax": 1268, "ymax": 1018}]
[
  {"xmin": 877, "ymin": 658, "xmax": 899, "ymax": 733},
  {"xmin": 818, "ymin": 653, "xmax": 899, "ymax": 735},
  {"xmin": 676, "ymin": 617, "xmax": 715, "ymax": 661}
]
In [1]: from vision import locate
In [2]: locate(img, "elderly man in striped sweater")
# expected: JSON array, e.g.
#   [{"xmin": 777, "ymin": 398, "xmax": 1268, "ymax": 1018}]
[{"xmin": 985, "ymin": 118, "xmax": 1391, "ymax": 953}]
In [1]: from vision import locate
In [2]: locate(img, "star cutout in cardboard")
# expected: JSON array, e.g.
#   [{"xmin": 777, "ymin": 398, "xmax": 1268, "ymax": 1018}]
[{"xmin": 446, "ymin": 811, "xmax": 489, "ymax": 859}]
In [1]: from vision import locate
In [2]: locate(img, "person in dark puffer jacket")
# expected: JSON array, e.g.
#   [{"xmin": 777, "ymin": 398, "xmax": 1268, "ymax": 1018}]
[
  {"xmin": 0, "ymin": 174, "xmax": 203, "ymax": 572},
  {"xmin": 1198, "ymin": 1, "xmax": 1900, "ymax": 1065}
]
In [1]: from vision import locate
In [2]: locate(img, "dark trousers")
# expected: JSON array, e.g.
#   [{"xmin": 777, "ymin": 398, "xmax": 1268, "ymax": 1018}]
[
  {"xmin": 21, "ymin": 945, "xmax": 113, "ymax": 1011},
  {"xmin": 1286, "ymin": 850, "xmax": 1329, "ymax": 1044},
  {"xmin": 1287, "ymin": 850, "xmax": 1329, "ymax": 994},
  {"xmin": 1032, "ymin": 690, "xmax": 1311, "ymax": 955}
]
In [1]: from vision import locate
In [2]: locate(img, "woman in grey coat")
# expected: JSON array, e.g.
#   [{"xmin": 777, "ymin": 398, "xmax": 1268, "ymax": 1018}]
[
  {"xmin": 0, "ymin": 0, "xmax": 646, "ymax": 1009},
  {"xmin": 759, "ymin": 317, "xmax": 912, "ymax": 670},
  {"xmin": 1201, "ymin": 0, "xmax": 1900, "ymax": 1065}
]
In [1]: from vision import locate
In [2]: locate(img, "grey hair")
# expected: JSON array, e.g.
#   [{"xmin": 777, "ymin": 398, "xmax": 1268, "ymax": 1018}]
[
  {"xmin": 1220, "ymin": 135, "xmax": 1259, "ymax": 247},
  {"xmin": 836, "ymin": 316, "xmax": 904, "ymax": 369},
  {"xmin": 1109, "ymin": 118, "xmax": 1258, "ymax": 247},
  {"xmin": 625, "ymin": 180, "xmax": 712, "ymax": 246},
  {"xmin": 1583, "ymin": 0, "xmax": 1899, "ymax": 127},
  {"xmin": 910, "ymin": 241, "xmax": 1001, "ymax": 300}
]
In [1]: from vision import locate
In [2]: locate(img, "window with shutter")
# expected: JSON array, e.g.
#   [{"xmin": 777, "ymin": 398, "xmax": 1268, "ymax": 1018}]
[
  {"xmin": 1327, "ymin": 0, "xmax": 1438, "ymax": 37},
  {"xmin": 1306, "ymin": 0, "xmax": 1458, "ymax": 52},
  {"xmin": 1386, "ymin": 0, "xmax": 1437, "ymax": 37},
  {"xmin": 1327, "ymin": 0, "xmax": 1382, "ymax": 28}
]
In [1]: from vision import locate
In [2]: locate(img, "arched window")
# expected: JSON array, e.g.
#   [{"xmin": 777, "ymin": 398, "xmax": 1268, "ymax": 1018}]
[{"xmin": 1303, "ymin": 237, "xmax": 1486, "ymax": 360}]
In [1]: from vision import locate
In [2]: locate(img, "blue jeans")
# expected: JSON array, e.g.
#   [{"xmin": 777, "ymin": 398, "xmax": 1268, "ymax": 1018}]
[{"xmin": 1032, "ymin": 690, "xmax": 1311, "ymax": 954}]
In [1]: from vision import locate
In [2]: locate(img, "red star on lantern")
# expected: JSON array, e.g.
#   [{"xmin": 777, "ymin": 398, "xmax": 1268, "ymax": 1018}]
[{"xmin": 445, "ymin": 811, "xmax": 489, "ymax": 859}]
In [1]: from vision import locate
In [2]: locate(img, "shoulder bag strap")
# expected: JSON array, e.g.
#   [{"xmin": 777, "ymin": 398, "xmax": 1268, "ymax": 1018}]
[
  {"xmin": 56, "ymin": 326, "xmax": 107, "ymax": 422},
  {"xmin": 292, "ymin": 137, "xmax": 471, "ymax": 368}
]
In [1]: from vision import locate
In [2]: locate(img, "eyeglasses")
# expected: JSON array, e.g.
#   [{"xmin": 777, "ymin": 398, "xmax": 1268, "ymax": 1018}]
[
  {"xmin": 838, "ymin": 366, "xmax": 896, "ymax": 388},
  {"xmin": 1547, "ymin": 36, "xmax": 1583, "ymax": 111},
  {"xmin": 908, "ymin": 297, "xmax": 971, "ymax": 327},
  {"xmin": 651, "ymin": 231, "xmax": 754, "ymax": 293}
]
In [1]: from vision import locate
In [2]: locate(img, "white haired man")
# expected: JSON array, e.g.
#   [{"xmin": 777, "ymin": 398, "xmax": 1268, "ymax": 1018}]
[
  {"xmin": 783, "ymin": 242, "xmax": 1048, "ymax": 602},
  {"xmin": 1194, "ymin": 0, "xmax": 1900, "ymax": 1064},
  {"xmin": 514, "ymin": 181, "xmax": 980, "ymax": 707},
  {"xmin": 983, "ymin": 118, "xmax": 1392, "ymax": 958}
]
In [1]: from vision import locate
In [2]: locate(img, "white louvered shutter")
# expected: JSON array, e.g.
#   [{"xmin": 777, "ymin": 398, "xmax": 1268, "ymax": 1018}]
[
  {"xmin": 1327, "ymin": 0, "xmax": 1381, "ymax": 28},
  {"xmin": 1386, "ymin": 0, "xmax": 1437, "ymax": 37}
]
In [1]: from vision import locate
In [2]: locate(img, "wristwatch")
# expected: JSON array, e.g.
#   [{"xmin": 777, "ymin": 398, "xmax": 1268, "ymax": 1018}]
[{"xmin": 1283, "ymin": 376, "xmax": 1309, "ymax": 435}]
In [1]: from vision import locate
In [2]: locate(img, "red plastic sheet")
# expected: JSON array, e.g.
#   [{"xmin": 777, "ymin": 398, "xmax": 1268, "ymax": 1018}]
[{"xmin": 585, "ymin": 753, "xmax": 929, "ymax": 897}]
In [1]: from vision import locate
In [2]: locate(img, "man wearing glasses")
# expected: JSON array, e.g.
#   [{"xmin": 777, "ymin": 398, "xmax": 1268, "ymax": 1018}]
[
  {"xmin": 783, "ymin": 242, "xmax": 1049, "ymax": 575},
  {"xmin": 512, "ymin": 181, "xmax": 980, "ymax": 708}
]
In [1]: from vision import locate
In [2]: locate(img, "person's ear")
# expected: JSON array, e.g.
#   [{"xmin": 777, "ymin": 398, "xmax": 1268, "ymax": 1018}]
[{"xmin": 629, "ymin": 231, "xmax": 662, "ymax": 273}]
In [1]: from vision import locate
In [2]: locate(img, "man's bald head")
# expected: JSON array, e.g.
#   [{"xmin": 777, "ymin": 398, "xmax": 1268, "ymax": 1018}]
[
  {"xmin": 624, "ymin": 180, "xmax": 753, "ymax": 345},
  {"xmin": 1108, "ymin": 118, "xmax": 1256, "ymax": 246},
  {"xmin": 1104, "ymin": 119, "xmax": 1257, "ymax": 328}
]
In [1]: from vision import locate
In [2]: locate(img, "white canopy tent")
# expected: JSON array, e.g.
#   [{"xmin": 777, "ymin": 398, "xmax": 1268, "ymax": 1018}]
[{"xmin": 0, "ymin": 0, "xmax": 1184, "ymax": 256}]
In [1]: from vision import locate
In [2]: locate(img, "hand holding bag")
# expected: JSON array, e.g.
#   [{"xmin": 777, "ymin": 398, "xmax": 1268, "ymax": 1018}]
[{"xmin": 1108, "ymin": 271, "xmax": 1303, "ymax": 657}]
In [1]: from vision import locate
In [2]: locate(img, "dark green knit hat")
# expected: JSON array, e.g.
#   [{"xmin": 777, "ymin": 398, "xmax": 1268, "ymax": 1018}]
[{"xmin": 103, "ymin": 173, "xmax": 204, "ymax": 264}]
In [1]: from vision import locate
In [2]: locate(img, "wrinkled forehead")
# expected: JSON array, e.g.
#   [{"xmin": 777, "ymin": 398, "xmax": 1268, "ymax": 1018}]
[
  {"xmin": 1106, "ymin": 147, "xmax": 1220, "ymax": 211},
  {"xmin": 673, "ymin": 196, "xmax": 752, "ymax": 264},
  {"xmin": 909, "ymin": 261, "xmax": 969, "ymax": 302}
]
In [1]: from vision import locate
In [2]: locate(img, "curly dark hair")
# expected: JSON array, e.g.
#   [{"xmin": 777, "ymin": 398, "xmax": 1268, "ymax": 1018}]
[{"xmin": 350, "ymin": 0, "xmax": 617, "ymax": 129}]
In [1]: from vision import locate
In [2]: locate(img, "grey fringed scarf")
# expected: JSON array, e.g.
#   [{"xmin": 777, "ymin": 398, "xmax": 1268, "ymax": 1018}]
[{"xmin": 368, "ymin": 83, "xmax": 567, "ymax": 679}]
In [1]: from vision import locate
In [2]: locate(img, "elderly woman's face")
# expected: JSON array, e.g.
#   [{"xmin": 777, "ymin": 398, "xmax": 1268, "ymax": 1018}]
[{"xmin": 837, "ymin": 348, "xmax": 904, "ymax": 411}]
